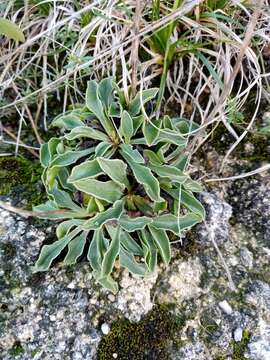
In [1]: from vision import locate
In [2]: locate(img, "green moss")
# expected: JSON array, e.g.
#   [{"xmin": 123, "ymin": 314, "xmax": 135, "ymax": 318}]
[
  {"xmin": 209, "ymin": 123, "xmax": 270, "ymax": 162},
  {"xmin": 0, "ymin": 156, "xmax": 46, "ymax": 208},
  {"xmin": 0, "ymin": 242, "xmax": 16, "ymax": 258},
  {"xmin": 231, "ymin": 330, "xmax": 251, "ymax": 360},
  {"xmin": 174, "ymin": 230, "xmax": 201, "ymax": 260},
  {"xmin": 31, "ymin": 348, "xmax": 40, "ymax": 358},
  {"xmin": 97, "ymin": 304, "xmax": 186, "ymax": 360},
  {"xmin": 213, "ymin": 356, "xmax": 226, "ymax": 360},
  {"xmin": 8, "ymin": 342, "xmax": 25, "ymax": 356}
]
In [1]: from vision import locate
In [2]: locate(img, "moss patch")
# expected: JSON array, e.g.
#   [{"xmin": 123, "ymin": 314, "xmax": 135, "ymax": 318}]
[
  {"xmin": 8, "ymin": 342, "xmax": 25, "ymax": 356},
  {"xmin": 0, "ymin": 156, "xmax": 46, "ymax": 208},
  {"xmin": 210, "ymin": 123, "xmax": 270, "ymax": 161},
  {"xmin": 97, "ymin": 304, "xmax": 185, "ymax": 360}
]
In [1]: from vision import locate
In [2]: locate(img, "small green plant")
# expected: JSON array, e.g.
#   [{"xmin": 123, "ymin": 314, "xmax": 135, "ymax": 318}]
[{"xmin": 33, "ymin": 78, "xmax": 205, "ymax": 292}]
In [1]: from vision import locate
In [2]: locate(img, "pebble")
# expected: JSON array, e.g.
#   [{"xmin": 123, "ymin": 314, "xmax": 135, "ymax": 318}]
[
  {"xmin": 108, "ymin": 294, "xmax": 115, "ymax": 302},
  {"xmin": 218, "ymin": 300, "xmax": 233, "ymax": 315},
  {"xmin": 101, "ymin": 323, "xmax": 110, "ymax": 335},
  {"xmin": 240, "ymin": 248, "xmax": 253, "ymax": 269},
  {"xmin": 112, "ymin": 353, "xmax": 118, "ymax": 359},
  {"xmin": 234, "ymin": 327, "xmax": 243, "ymax": 342}
]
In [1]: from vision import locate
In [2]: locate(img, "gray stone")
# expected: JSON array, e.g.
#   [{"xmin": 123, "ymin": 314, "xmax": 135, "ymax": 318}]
[
  {"xmin": 227, "ymin": 177, "xmax": 270, "ymax": 247},
  {"xmin": 172, "ymin": 341, "xmax": 210, "ymax": 360},
  {"xmin": 246, "ymin": 320, "xmax": 270, "ymax": 360},
  {"xmin": 245, "ymin": 281, "xmax": 270, "ymax": 312},
  {"xmin": 1, "ymin": 188, "xmax": 270, "ymax": 360},
  {"xmin": 197, "ymin": 192, "xmax": 232, "ymax": 245}
]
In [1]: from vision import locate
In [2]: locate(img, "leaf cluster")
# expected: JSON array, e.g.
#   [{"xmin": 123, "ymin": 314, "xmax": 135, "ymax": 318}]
[{"xmin": 33, "ymin": 78, "xmax": 205, "ymax": 292}]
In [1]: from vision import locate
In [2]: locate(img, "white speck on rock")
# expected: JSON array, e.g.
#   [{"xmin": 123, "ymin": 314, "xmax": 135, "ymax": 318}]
[
  {"xmin": 108, "ymin": 294, "xmax": 115, "ymax": 302},
  {"xmin": 67, "ymin": 281, "xmax": 76, "ymax": 289},
  {"xmin": 218, "ymin": 300, "xmax": 233, "ymax": 315},
  {"xmin": 234, "ymin": 327, "xmax": 243, "ymax": 342},
  {"xmin": 112, "ymin": 353, "xmax": 118, "ymax": 358},
  {"xmin": 101, "ymin": 323, "xmax": 110, "ymax": 335}
]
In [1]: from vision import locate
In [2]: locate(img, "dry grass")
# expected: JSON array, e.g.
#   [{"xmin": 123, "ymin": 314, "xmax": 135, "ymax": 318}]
[{"xmin": 0, "ymin": 0, "xmax": 269, "ymax": 171}]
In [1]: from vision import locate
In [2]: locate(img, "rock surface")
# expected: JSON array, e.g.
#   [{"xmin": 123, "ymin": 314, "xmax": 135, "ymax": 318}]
[
  {"xmin": 0, "ymin": 188, "xmax": 270, "ymax": 359},
  {"xmin": 228, "ymin": 175, "xmax": 270, "ymax": 246}
]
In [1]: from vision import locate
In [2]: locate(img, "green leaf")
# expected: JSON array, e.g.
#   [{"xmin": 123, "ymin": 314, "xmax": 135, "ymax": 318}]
[
  {"xmin": 101, "ymin": 226, "xmax": 120, "ymax": 277},
  {"xmin": 172, "ymin": 154, "xmax": 188, "ymax": 171},
  {"xmin": 143, "ymin": 150, "xmax": 163, "ymax": 165},
  {"xmin": 133, "ymin": 115, "xmax": 144, "ymax": 134},
  {"xmin": 155, "ymin": 128, "xmax": 186, "ymax": 146},
  {"xmin": 152, "ymin": 213, "xmax": 202, "ymax": 235},
  {"xmin": 72, "ymin": 178, "xmax": 123, "ymax": 203},
  {"xmin": 140, "ymin": 229, "xmax": 157, "ymax": 273},
  {"xmin": 50, "ymin": 183, "xmax": 82, "ymax": 211},
  {"xmin": 97, "ymin": 157, "xmax": 129, "ymax": 188},
  {"xmin": 153, "ymin": 200, "xmax": 167, "ymax": 213},
  {"xmin": 94, "ymin": 273, "xmax": 118, "ymax": 293},
  {"xmin": 51, "ymin": 115, "xmax": 83, "ymax": 130},
  {"xmin": 129, "ymin": 88, "xmax": 159, "ymax": 116},
  {"xmin": 163, "ymin": 187, "xmax": 205, "ymax": 219},
  {"xmin": 123, "ymin": 160, "xmax": 162, "ymax": 202},
  {"xmin": 142, "ymin": 119, "xmax": 161, "ymax": 146},
  {"xmin": 133, "ymin": 196, "xmax": 153, "ymax": 215},
  {"xmin": 148, "ymin": 226, "xmax": 171, "ymax": 265},
  {"xmin": 119, "ymin": 144, "xmax": 144, "ymax": 164},
  {"xmin": 95, "ymin": 142, "xmax": 112, "ymax": 157},
  {"xmin": 64, "ymin": 231, "xmax": 88, "ymax": 265},
  {"xmin": 50, "ymin": 148, "xmax": 94, "ymax": 168},
  {"xmin": 88, "ymin": 229, "xmax": 105, "ymax": 272},
  {"xmin": 106, "ymin": 226, "xmax": 143, "ymax": 256},
  {"xmin": 163, "ymin": 115, "xmax": 173, "ymax": 129},
  {"xmin": 40, "ymin": 143, "xmax": 50, "ymax": 168},
  {"xmin": 197, "ymin": 52, "xmax": 224, "ymax": 89},
  {"xmin": 56, "ymin": 219, "xmax": 84, "ymax": 239},
  {"xmin": 119, "ymin": 214, "xmax": 152, "ymax": 232},
  {"xmin": 120, "ymin": 110, "xmax": 134, "ymax": 143},
  {"xmin": 99, "ymin": 77, "xmax": 114, "ymax": 110},
  {"xmin": 68, "ymin": 159, "xmax": 103, "ymax": 183},
  {"xmin": 65, "ymin": 126, "xmax": 109, "ymax": 142},
  {"xmin": 86, "ymin": 196, "xmax": 99, "ymax": 213},
  {"xmin": 33, "ymin": 201, "xmax": 87, "ymax": 220},
  {"xmin": 0, "ymin": 18, "xmax": 25, "ymax": 42},
  {"xmin": 83, "ymin": 200, "xmax": 123, "ymax": 230},
  {"xmin": 40, "ymin": 138, "xmax": 60, "ymax": 167},
  {"xmin": 57, "ymin": 167, "xmax": 75, "ymax": 192},
  {"xmin": 86, "ymin": 80, "xmax": 115, "ymax": 134},
  {"xmin": 183, "ymin": 178, "xmax": 203, "ymax": 192},
  {"xmin": 119, "ymin": 246, "xmax": 146, "ymax": 276},
  {"xmin": 149, "ymin": 163, "xmax": 188, "ymax": 183},
  {"xmin": 33, "ymin": 228, "xmax": 81, "ymax": 272}
]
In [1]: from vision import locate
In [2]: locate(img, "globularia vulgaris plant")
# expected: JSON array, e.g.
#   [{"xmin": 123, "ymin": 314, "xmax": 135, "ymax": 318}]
[{"xmin": 33, "ymin": 78, "xmax": 205, "ymax": 293}]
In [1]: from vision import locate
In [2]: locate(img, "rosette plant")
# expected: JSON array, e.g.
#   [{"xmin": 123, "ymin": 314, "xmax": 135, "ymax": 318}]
[{"xmin": 33, "ymin": 78, "xmax": 205, "ymax": 292}]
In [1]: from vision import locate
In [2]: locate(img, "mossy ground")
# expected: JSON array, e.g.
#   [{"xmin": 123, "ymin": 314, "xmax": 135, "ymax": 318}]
[
  {"xmin": 97, "ymin": 304, "xmax": 185, "ymax": 360},
  {"xmin": 8, "ymin": 342, "xmax": 25, "ymax": 356},
  {"xmin": 209, "ymin": 122, "xmax": 270, "ymax": 162},
  {"xmin": 231, "ymin": 330, "xmax": 251, "ymax": 360},
  {"xmin": 0, "ymin": 156, "xmax": 46, "ymax": 209}
]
